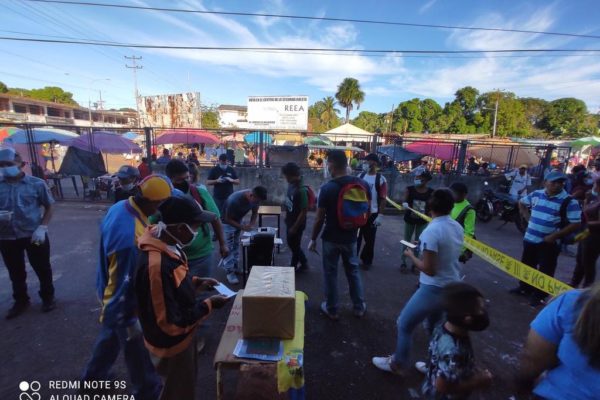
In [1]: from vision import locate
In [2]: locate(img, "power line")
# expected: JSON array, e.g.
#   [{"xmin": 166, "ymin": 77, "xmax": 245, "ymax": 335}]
[
  {"xmin": 2, "ymin": 36, "xmax": 600, "ymax": 54},
  {"xmin": 23, "ymin": 0, "xmax": 600, "ymax": 40}
]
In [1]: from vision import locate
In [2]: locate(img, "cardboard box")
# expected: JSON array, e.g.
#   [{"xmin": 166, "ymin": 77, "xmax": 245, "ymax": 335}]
[{"xmin": 242, "ymin": 266, "xmax": 295, "ymax": 339}]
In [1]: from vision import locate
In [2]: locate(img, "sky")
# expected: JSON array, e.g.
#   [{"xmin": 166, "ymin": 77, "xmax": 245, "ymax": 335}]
[{"xmin": 1, "ymin": 0, "xmax": 599, "ymax": 117}]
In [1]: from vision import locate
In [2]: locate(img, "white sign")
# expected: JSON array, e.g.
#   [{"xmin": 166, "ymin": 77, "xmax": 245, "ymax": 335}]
[{"xmin": 247, "ymin": 96, "xmax": 308, "ymax": 130}]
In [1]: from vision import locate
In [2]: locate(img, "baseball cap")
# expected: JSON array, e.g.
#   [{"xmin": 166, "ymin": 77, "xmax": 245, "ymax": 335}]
[
  {"xmin": 0, "ymin": 148, "xmax": 17, "ymax": 162},
  {"xmin": 138, "ymin": 175, "xmax": 172, "ymax": 201},
  {"xmin": 218, "ymin": 154, "xmax": 228, "ymax": 162},
  {"xmin": 545, "ymin": 170, "xmax": 567, "ymax": 182},
  {"xmin": 159, "ymin": 196, "xmax": 217, "ymax": 224},
  {"xmin": 519, "ymin": 164, "xmax": 528, "ymax": 169},
  {"xmin": 117, "ymin": 165, "xmax": 140, "ymax": 179},
  {"xmin": 364, "ymin": 153, "xmax": 380, "ymax": 163}
]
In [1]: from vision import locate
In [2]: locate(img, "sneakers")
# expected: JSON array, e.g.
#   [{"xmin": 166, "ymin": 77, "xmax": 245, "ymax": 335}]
[
  {"xmin": 226, "ymin": 273, "xmax": 239, "ymax": 285},
  {"xmin": 353, "ymin": 303, "xmax": 367, "ymax": 318},
  {"xmin": 372, "ymin": 356, "xmax": 403, "ymax": 376},
  {"xmin": 320, "ymin": 302, "xmax": 339, "ymax": 321},
  {"xmin": 42, "ymin": 298, "xmax": 56, "ymax": 313},
  {"xmin": 6, "ymin": 301, "xmax": 30, "ymax": 320},
  {"xmin": 415, "ymin": 361, "xmax": 427, "ymax": 374}
]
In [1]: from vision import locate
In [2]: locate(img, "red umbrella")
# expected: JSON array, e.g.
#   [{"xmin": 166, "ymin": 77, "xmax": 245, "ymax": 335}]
[{"xmin": 155, "ymin": 129, "xmax": 219, "ymax": 145}]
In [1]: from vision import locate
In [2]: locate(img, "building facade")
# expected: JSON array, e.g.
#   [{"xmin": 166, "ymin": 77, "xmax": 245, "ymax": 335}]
[
  {"xmin": 0, "ymin": 94, "xmax": 137, "ymax": 128},
  {"xmin": 218, "ymin": 104, "xmax": 248, "ymax": 129}
]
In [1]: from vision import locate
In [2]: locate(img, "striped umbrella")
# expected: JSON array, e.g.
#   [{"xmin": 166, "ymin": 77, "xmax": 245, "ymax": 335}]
[{"xmin": 0, "ymin": 126, "xmax": 19, "ymax": 141}]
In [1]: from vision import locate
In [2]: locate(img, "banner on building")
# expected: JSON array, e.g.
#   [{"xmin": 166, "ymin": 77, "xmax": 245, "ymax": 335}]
[
  {"xmin": 137, "ymin": 92, "xmax": 201, "ymax": 128},
  {"xmin": 247, "ymin": 96, "xmax": 308, "ymax": 130}
]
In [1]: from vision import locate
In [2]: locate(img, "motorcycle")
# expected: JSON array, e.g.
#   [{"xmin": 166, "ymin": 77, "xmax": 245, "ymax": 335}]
[{"xmin": 475, "ymin": 181, "xmax": 527, "ymax": 233}]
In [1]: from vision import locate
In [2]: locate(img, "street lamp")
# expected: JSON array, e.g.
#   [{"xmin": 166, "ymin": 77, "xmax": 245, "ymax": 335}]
[{"xmin": 88, "ymin": 78, "xmax": 110, "ymax": 127}]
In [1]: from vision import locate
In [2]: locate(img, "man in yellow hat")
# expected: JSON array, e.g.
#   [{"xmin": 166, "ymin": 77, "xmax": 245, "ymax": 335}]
[{"xmin": 81, "ymin": 174, "xmax": 172, "ymax": 400}]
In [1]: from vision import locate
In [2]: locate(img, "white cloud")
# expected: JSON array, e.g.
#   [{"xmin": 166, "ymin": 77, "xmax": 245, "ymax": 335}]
[{"xmin": 419, "ymin": 0, "xmax": 437, "ymax": 15}]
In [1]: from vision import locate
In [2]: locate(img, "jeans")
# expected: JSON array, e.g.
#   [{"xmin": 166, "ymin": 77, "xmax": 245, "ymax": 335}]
[
  {"xmin": 222, "ymin": 224, "xmax": 240, "ymax": 274},
  {"xmin": 400, "ymin": 223, "xmax": 427, "ymax": 265},
  {"xmin": 570, "ymin": 232, "xmax": 600, "ymax": 288},
  {"xmin": 0, "ymin": 235, "xmax": 55, "ymax": 303},
  {"xmin": 287, "ymin": 225, "xmax": 307, "ymax": 268},
  {"xmin": 82, "ymin": 323, "xmax": 162, "ymax": 400},
  {"xmin": 357, "ymin": 213, "xmax": 378, "ymax": 265},
  {"xmin": 321, "ymin": 240, "xmax": 365, "ymax": 314},
  {"xmin": 187, "ymin": 253, "xmax": 213, "ymax": 278},
  {"xmin": 393, "ymin": 284, "xmax": 443, "ymax": 366},
  {"xmin": 520, "ymin": 241, "xmax": 561, "ymax": 299}
]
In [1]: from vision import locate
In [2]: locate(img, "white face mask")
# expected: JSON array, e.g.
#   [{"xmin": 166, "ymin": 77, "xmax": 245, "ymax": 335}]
[
  {"xmin": 154, "ymin": 221, "xmax": 198, "ymax": 248},
  {"xmin": 361, "ymin": 162, "xmax": 369, "ymax": 172}
]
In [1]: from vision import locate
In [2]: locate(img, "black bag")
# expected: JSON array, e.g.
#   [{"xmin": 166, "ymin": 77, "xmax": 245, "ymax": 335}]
[{"xmin": 247, "ymin": 233, "xmax": 275, "ymax": 273}]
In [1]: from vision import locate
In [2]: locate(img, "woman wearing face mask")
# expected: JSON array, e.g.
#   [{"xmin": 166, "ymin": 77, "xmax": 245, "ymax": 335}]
[
  {"xmin": 114, "ymin": 165, "xmax": 140, "ymax": 203},
  {"xmin": 135, "ymin": 195, "xmax": 230, "ymax": 400},
  {"xmin": 570, "ymin": 178, "xmax": 600, "ymax": 288}
]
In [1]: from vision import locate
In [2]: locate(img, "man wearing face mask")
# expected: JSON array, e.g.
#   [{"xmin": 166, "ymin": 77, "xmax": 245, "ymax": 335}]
[
  {"xmin": 221, "ymin": 186, "xmax": 268, "ymax": 284},
  {"xmin": 81, "ymin": 175, "xmax": 171, "ymax": 400},
  {"xmin": 400, "ymin": 171, "xmax": 434, "ymax": 272},
  {"xmin": 207, "ymin": 153, "xmax": 240, "ymax": 215},
  {"xmin": 135, "ymin": 196, "xmax": 230, "ymax": 400},
  {"xmin": 420, "ymin": 283, "xmax": 493, "ymax": 399},
  {"xmin": 164, "ymin": 160, "xmax": 228, "ymax": 278},
  {"xmin": 114, "ymin": 165, "xmax": 141, "ymax": 203},
  {"xmin": 357, "ymin": 153, "xmax": 388, "ymax": 270},
  {"xmin": 0, "ymin": 148, "xmax": 56, "ymax": 319}
]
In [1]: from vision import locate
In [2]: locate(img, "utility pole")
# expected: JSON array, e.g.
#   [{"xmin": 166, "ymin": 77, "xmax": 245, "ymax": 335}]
[
  {"xmin": 125, "ymin": 55, "xmax": 143, "ymax": 127},
  {"xmin": 98, "ymin": 90, "xmax": 105, "ymax": 126},
  {"xmin": 492, "ymin": 90, "xmax": 500, "ymax": 139}
]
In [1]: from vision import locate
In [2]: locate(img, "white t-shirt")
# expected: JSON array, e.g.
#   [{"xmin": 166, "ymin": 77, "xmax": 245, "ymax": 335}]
[
  {"xmin": 361, "ymin": 173, "xmax": 387, "ymax": 213},
  {"xmin": 418, "ymin": 215, "xmax": 464, "ymax": 287},
  {"xmin": 506, "ymin": 170, "xmax": 532, "ymax": 197}
]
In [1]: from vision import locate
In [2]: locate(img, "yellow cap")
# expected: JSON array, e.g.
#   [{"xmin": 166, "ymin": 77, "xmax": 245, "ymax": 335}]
[{"xmin": 138, "ymin": 175, "xmax": 172, "ymax": 201}]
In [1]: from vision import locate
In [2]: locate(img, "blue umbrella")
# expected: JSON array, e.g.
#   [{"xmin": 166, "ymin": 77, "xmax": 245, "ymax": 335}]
[
  {"xmin": 244, "ymin": 132, "xmax": 273, "ymax": 144},
  {"xmin": 377, "ymin": 145, "xmax": 422, "ymax": 162},
  {"xmin": 122, "ymin": 131, "xmax": 140, "ymax": 141},
  {"xmin": 3, "ymin": 128, "xmax": 78, "ymax": 144}
]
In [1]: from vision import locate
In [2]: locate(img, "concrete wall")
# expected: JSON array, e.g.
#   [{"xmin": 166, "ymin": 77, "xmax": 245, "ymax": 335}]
[{"xmin": 192, "ymin": 166, "xmax": 539, "ymax": 206}]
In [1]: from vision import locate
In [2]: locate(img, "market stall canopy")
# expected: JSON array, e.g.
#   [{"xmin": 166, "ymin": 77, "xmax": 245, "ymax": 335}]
[
  {"xmin": 308, "ymin": 144, "xmax": 364, "ymax": 152},
  {"xmin": 324, "ymin": 123, "xmax": 374, "ymax": 142},
  {"xmin": 3, "ymin": 127, "xmax": 78, "ymax": 145},
  {"xmin": 221, "ymin": 134, "xmax": 244, "ymax": 142},
  {"xmin": 303, "ymin": 135, "xmax": 333, "ymax": 146},
  {"xmin": 405, "ymin": 141, "xmax": 460, "ymax": 160},
  {"xmin": 69, "ymin": 131, "xmax": 142, "ymax": 154},
  {"xmin": 122, "ymin": 131, "xmax": 141, "ymax": 141},
  {"xmin": 245, "ymin": 132, "xmax": 273, "ymax": 144},
  {"xmin": 0, "ymin": 126, "xmax": 19, "ymax": 141},
  {"xmin": 274, "ymin": 133, "xmax": 303, "ymax": 145},
  {"xmin": 468, "ymin": 145, "xmax": 539, "ymax": 166},
  {"xmin": 155, "ymin": 129, "xmax": 219, "ymax": 145},
  {"xmin": 570, "ymin": 136, "xmax": 600, "ymax": 148},
  {"xmin": 377, "ymin": 145, "xmax": 422, "ymax": 162}
]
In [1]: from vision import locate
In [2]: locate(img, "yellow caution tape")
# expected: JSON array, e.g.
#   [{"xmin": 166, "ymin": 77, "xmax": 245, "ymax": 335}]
[{"xmin": 386, "ymin": 197, "xmax": 572, "ymax": 296}]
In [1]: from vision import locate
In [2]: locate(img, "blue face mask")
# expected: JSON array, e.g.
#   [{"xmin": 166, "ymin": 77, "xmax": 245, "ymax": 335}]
[
  {"xmin": 414, "ymin": 179, "xmax": 422, "ymax": 186},
  {"xmin": 1, "ymin": 165, "xmax": 20, "ymax": 178},
  {"xmin": 219, "ymin": 163, "xmax": 228, "ymax": 170}
]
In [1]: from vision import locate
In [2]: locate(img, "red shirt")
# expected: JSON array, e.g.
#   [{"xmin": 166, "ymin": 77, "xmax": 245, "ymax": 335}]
[{"xmin": 138, "ymin": 162, "xmax": 151, "ymax": 179}]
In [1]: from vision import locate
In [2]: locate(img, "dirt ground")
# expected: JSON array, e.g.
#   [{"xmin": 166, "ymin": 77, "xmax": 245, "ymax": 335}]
[{"xmin": 0, "ymin": 201, "xmax": 581, "ymax": 399}]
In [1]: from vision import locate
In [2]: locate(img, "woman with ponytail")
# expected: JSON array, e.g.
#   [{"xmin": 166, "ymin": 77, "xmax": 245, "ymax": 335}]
[{"xmin": 515, "ymin": 283, "xmax": 600, "ymax": 399}]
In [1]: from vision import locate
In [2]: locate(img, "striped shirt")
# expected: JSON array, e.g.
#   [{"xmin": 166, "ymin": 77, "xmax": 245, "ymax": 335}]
[{"xmin": 520, "ymin": 189, "xmax": 581, "ymax": 243}]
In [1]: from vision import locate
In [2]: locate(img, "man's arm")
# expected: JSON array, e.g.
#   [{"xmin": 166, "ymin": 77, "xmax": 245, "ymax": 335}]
[
  {"xmin": 464, "ymin": 209, "xmax": 476, "ymax": 238},
  {"xmin": 310, "ymin": 208, "xmax": 326, "ymax": 242},
  {"xmin": 249, "ymin": 207, "xmax": 258, "ymax": 226},
  {"xmin": 206, "ymin": 168, "xmax": 220, "ymax": 186},
  {"xmin": 407, "ymin": 249, "xmax": 437, "ymax": 276},
  {"xmin": 544, "ymin": 222, "xmax": 581, "ymax": 242},
  {"xmin": 41, "ymin": 203, "xmax": 53, "ymax": 225},
  {"xmin": 515, "ymin": 330, "xmax": 559, "ymax": 394},
  {"xmin": 290, "ymin": 187, "xmax": 309, "ymax": 233},
  {"xmin": 229, "ymin": 169, "xmax": 240, "ymax": 185}
]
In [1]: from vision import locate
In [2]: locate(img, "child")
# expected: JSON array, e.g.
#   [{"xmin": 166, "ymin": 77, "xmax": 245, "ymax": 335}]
[{"xmin": 421, "ymin": 282, "xmax": 493, "ymax": 399}]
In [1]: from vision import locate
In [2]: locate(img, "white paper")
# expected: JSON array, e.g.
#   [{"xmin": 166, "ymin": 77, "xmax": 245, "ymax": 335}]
[
  {"xmin": 400, "ymin": 240, "xmax": 417, "ymax": 249},
  {"xmin": 215, "ymin": 283, "xmax": 237, "ymax": 298}
]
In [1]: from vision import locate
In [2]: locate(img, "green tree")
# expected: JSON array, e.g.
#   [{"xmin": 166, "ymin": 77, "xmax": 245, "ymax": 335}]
[
  {"xmin": 477, "ymin": 91, "xmax": 529, "ymax": 137},
  {"xmin": 520, "ymin": 97, "xmax": 549, "ymax": 129},
  {"xmin": 28, "ymin": 86, "xmax": 78, "ymax": 105},
  {"xmin": 0, "ymin": 81, "xmax": 7, "ymax": 93},
  {"xmin": 454, "ymin": 86, "xmax": 479, "ymax": 123},
  {"xmin": 419, "ymin": 98, "xmax": 442, "ymax": 132},
  {"xmin": 335, "ymin": 77, "xmax": 365, "ymax": 123},
  {"xmin": 545, "ymin": 98, "xmax": 588, "ymax": 135},
  {"xmin": 320, "ymin": 96, "xmax": 341, "ymax": 130},
  {"xmin": 395, "ymin": 99, "xmax": 423, "ymax": 133},
  {"xmin": 201, "ymin": 105, "xmax": 220, "ymax": 129},
  {"xmin": 352, "ymin": 111, "xmax": 384, "ymax": 132}
]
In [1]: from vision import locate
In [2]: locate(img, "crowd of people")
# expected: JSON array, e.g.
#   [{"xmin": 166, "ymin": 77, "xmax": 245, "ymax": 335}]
[{"xmin": 1, "ymin": 144, "xmax": 599, "ymax": 399}]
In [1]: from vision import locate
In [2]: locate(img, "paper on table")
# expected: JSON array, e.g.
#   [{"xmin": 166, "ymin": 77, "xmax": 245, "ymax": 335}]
[{"xmin": 215, "ymin": 283, "xmax": 237, "ymax": 298}]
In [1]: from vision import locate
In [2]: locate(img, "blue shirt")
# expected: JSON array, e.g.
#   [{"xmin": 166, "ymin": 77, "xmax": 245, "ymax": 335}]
[
  {"xmin": 0, "ymin": 175, "xmax": 54, "ymax": 240},
  {"xmin": 520, "ymin": 189, "xmax": 581, "ymax": 243},
  {"xmin": 418, "ymin": 215, "xmax": 464, "ymax": 287},
  {"xmin": 318, "ymin": 175, "xmax": 369, "ymax": 244},
  {"xmin": 531, "ymin": 290, "xmax": 600, "ymax": 399}
]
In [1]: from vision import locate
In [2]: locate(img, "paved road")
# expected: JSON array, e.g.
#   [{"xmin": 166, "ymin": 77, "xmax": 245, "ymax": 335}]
[{"xmin": 0, "ymin": 201, "xmax": 580, "ymax": 399}]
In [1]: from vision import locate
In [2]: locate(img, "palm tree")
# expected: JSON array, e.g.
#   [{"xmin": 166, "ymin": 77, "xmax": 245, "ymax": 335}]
[
  {"xmin": 335, "ymin": 77, "xmax": 365, "ymax": 123},
  {"xmin": 320, "ymin": 96, "xmax": 340, "ymax": 130}
]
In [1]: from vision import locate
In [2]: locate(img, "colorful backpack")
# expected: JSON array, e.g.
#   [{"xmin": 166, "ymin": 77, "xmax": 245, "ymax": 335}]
[
  {"xmin": 334, "ymin": 178, "xmax": 370, "ymax": 230},
  {"xmin": 303, "ymin": 185, "xmax": 317, "ymax": 212}
]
